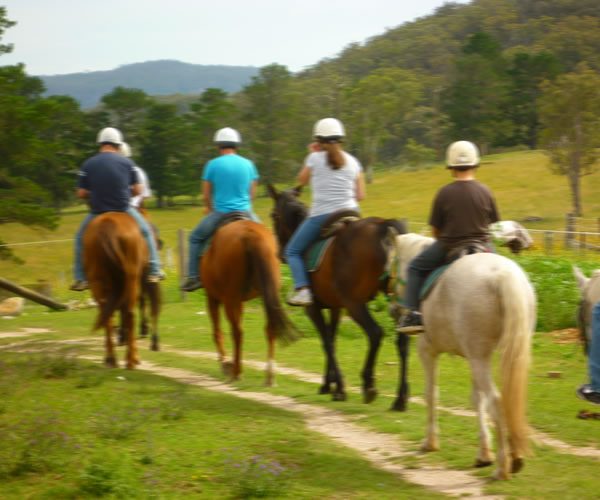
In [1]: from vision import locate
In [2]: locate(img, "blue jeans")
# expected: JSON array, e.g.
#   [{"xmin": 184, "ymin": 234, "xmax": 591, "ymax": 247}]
[
  {"xmin": 589, "ymin": 302, "xmax": 600, "ymax": 391},
  {"xmin": 187, "ymin": 210, "xmax": 260, "ymax": 278},
  {"xmin": 284, "ymin": 213, "xmax": 331, "ymax": 290},
  {"xmin": 404, "ymin": 240, "xmax": 447, "ymax": 310},
  {"xmin": 73, "ymin": 207, "xmax": 161, "ymax": 281}
]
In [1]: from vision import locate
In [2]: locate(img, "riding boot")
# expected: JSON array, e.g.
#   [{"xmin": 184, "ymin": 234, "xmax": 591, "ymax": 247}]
[{"xmin": 181, "ymin": 258, "xmax": 204, "ymax": 292}]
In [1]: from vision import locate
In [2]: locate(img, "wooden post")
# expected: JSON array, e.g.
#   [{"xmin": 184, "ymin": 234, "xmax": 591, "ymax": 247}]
[
  {"xmin": 545, "ymin": 231, "xmax": 553, "ymax": 255},
  {"xmin": 581, "ymin": 232, "xmax": 586, "ymax": 257},
  {"xmin": 0, "ymin": 277, "xmax": 68, "ymax": 310},
  {"xmin": 564, "ymin": 213, "xmax": 575, "ymax": 249},
  {"xmin": 177, "ymin": 229, "xmax": 187, "ymax": 302}
]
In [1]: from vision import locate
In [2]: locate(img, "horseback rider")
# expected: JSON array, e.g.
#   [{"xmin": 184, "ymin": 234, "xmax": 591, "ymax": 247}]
[
  {"xmin": 180, "ymin": 127, "xmax": 260, "ymax": 292},
  {"xmin": 578, "ymin": 300, "xmax": 600, "ymax": 405},
  {"xmin": 70, "ymin": 127, "xmax": 163, "ymax": 291},
  {"xmin": 285, "ymin": 118, "xmax": 366, "ymax": 306},
  {"xmin": 120, "ymin": 142, "xmax": 152, "ymax": 210},
  {"xmin": 396, "ymin": 140, "xmax": 500, "ymax": 333}
]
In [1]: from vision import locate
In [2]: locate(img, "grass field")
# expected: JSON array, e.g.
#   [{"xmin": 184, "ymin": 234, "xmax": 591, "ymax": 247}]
[{"xmin": 1, "ymin": 149, "xmax": 600, "ymax": 498}]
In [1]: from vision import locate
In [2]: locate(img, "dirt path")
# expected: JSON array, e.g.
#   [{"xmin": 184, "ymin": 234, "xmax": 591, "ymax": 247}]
[{"xmin": 3, "ymin": 329, "xmax": 600, "ymax": 497}]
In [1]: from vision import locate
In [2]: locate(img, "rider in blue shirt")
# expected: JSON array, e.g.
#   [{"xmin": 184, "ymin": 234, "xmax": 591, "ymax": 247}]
[
  {"xmin": 70, "ymin": 127, "xmax": 163, "ymax": 291},
  {"xmin": 181, "ymin": 127, "xmax": 259, "ymax": 291}
]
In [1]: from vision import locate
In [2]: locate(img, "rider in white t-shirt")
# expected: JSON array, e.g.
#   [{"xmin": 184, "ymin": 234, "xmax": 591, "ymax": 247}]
[
  {"xmin": 285, "ymin": 118, "xmax": 366, "ymax": 306},
  {"xmin": 120, "ymin": 143, "xmax": 152, "ymax": 209}
]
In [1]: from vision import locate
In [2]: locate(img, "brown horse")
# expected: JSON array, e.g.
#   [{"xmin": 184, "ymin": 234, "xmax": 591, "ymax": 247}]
[
  {"xmin": 268, "ymin": 184, "xmax": 406, "ymax": 403},
  {"xmin": 83, "ymin": 212, "xmax": 158, "ymax": 369},
  {"xmin": 200, "ymin": 219, "xmax": 300, "ymax": 385}
]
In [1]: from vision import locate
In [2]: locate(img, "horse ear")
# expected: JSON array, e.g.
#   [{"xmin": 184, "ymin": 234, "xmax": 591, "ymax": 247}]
[
  {"xmin": 293, "ymin": 185, "xmax": 303, "ymax": 197},
  {"xmin": 266, "ymin": 182, "xmax": 278, "ymax": 200}
]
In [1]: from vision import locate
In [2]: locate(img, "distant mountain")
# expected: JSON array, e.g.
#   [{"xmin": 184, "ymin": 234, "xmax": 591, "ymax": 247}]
[{"xmin": 39, "ymin": 60, "xmax": 259, "ymax": 108}]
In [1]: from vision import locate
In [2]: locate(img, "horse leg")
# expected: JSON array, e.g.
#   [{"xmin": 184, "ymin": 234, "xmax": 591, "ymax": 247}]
[
  {"xmin": 207, "ymin": 295, "xmax": 229, "ymax": 376},
  {"xmin": 264, "ymin": 323, "xmax": 276, "ymax": 387},
  {"xmin": 123, "ymin": 306, "xmax": 139, "ymax": 369},
  {"xmin": 104, "ymin": 315, "xmax": 117, "ymax": 367},
  {"xmin": 139, "ymin": 287, "xmax": 149, "ymax": 338},
  {"xmin": 469, "ymin": 359, "xmax": 494, "ymax": 468},
  {"xmin": 471, "ymin": 358, "xmax": 511, "ymax": 480},
  {"xmin": 223, "ymin": 300, "xmax": 243, "ymax": 382},
  {"xmin": 391, "ymin": 334, "xmax": 410, "ymax": 411},
  {"xmin": 148, "ymin": 283, "xmax": 160, "ymax": 352},
  {"xmin": 305, "ymin": 304, "xmax": 346, "ymax": 401},
  {"xmin": 345, "ymin": 304, "xmax": 382, "ymax": 403},
  {"xmin": 418, "ymin": 337, "xmax": 440, "ymax": 452}
]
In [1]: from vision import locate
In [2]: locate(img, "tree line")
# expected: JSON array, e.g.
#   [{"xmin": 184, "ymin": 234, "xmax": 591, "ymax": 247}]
[{"xmin": 2, "ymin": 0, "xmax": 600, "ymax": 261}]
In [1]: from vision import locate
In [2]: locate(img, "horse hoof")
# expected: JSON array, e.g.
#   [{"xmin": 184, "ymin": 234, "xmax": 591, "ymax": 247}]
[
  {"xmin": 332, "ymin": 392, "xmax": 347, "ymax": 402},
  {"xmin": 104, "ymin": 357, "xmax": 117, "ymax": 367},
  {"xmin": 151, "ymin": 344, "xmax": 159, "ymax": 352},
  {"xmin": 318, "ymin": 385, "xmax": 331, "ymax": 395},
  {"xmin": 420, "ymin": 442, "xmax": 439, "ymax": 452},
  {"xmin": 363, "ymin": 388, "xmax": 377, "ymax": 404},
  {"xmin": 475, "ymin": 459, "xmax": 493, "ymax": 468},
  {"xmin": 511, "ymin": 458, "xmax": 524, "ymax": 474},
  {"xmin": 221, "ymin": 361, "xmax": 234, "ymax": 377},
  {"xmin": 390, "ymin": 399, "xmax": 407, "ymax": 412}
]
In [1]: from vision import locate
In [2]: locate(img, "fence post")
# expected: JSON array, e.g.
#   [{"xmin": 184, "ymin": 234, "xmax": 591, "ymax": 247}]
[
  {"xmin": 564, "ymin": 213, "xmax": 575, "ymax": 249},
  {"xmin": 581, "ymin": 232, "xmax": 586, "ymax": 257},
  {"xmin": 177, "ymin": 229, "xmax": 187, "ymax": 302},
  {"xmin": 544, "ymin": 231, "xmax": 553, "ymax": 255}
]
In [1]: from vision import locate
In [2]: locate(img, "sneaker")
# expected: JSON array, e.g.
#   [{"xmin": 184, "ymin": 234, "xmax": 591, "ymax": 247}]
[
  {"xmin": 69, "ymin": 280, "xmax": 89, "ymax": 292},
  {"xmin": 396, "ymin": 310, "xmax": 424, "ymax": 334},
  {"xmin": 147, "ymin": 270, "xmax": 166, "ymax": 284},
  {"xmin": 577, "ymin": 384, "xmax": 600, "ymax": 406},
  {"xmin": 180, "ymin": 277, "xmax": 204, "ymax": 292},
  {"xmin": 287, "ymin": 288, "xmax": 313, "ymax": 306}
]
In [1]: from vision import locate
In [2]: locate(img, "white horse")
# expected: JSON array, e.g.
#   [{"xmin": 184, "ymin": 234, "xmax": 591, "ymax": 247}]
[
  {"xmin": 390, "ymin": 233, "xmax": 536, "ymax": 480},
  {"xmin": 573, "ymin": 266, "xmax": 599, "ymax": 351},
  {"xmin": 489, "ymin": 220, "xmax": 533, "ymax": 254}
]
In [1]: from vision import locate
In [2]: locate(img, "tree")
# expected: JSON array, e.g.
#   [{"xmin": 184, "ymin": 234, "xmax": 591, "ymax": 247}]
[
  {"xmin": 138, "ymin": 102, "xmax": 191, "ymax": 207},
  {"xmin": 236, "ymin": 64, "xmax": 300, "ymax": 183},
  {"xmin": 345, "ymin": 68, "xmax": 422, "ymax": 182},
  {"xmin": 101, "ymin": 86, "xmax": 151, "ymax": 143},
  {"xmin": 539, "ymin": 63, "xmax": 600, "ymax": 216},
  {"xmin": 506, "ymin": 52, "xmax": 562, "ymax": 149},
  {"xmin": 442, "ymin": 32, "xmax": 511, "ymax": 153}
]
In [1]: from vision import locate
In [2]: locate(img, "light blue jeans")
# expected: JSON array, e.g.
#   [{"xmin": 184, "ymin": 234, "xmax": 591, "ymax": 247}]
[
  {"xmin": 589, "ymin": 301, "xmax": 600, "ymax": 391},
  {"xmin": 73, "ymin": 207, "xmax": 161, "ymax": 281},
  {"xmin": 284, "ymin": 213, "xmax": 331, "ymax": 290},
  {"xmin": 187, "ymin": 210, "xmax": 260, "ymax": 278}
]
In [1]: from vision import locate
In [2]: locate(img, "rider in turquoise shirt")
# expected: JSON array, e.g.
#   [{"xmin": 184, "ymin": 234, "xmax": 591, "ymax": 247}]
[{"xmin": 181, "ymin": 127, "xmax": 259, "ymax": 292}]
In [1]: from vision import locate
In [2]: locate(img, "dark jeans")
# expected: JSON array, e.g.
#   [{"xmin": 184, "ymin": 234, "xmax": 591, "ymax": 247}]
[{"xmin": 404, "ymin": 240, "xmax": 447, "ymax": 310}]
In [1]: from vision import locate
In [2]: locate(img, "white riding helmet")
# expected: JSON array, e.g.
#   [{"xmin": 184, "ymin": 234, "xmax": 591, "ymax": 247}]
[
  {"xmin": 119, "ymin": 142, "xmax": 132, "ymax": 157},
  {"xmin": 313, "ymin": 118, "xmax": 345, "ymax": 141},
  {"xmin": 97, "ymin": 127, "xmax": 123, "ymax": 145},
  {"xmin": 214, "ymin": 127, "xmax": 241, "ymax": 147},
  {"xmin": 446, "ymin": 141, "xmax": 480, "ymax": 169}
]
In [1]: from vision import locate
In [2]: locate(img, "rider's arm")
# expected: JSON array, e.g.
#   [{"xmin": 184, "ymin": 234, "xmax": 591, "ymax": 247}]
[
  {"xmin": 77, "ymin": 188, "xmax": 89, "ymax": 200},
  {"xmin": 298, "ymin": 165, "xmax": 311, "ymax": 186},
  {"xmin": 203, "ymin": 180, "xmax": 213, "ymax": 213},
  {"xmin": 355, "ymin": 172, "xmax": 366, "ymax": 202},
  {"xmin": 131, "ymin": 184, "xmax": 142, "ymax": 196},
  {"xmin": 250, "ymin": 179, "xmax": 258, "ymax": 200},
  {"xmin": 431, "ymin": 226, "xmax": 440, "ymax": 239}
]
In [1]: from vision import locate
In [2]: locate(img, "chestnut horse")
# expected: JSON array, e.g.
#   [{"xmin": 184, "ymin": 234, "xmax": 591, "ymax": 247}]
[
  {"xmin": 83, "ymin": 212, "xmax": 159, "ymax": 369},
  {"xmin": 200, "ymin": 219, "xmax": 300, "ymax": 385},
  {"xmin": 268, "ymin": 184, "xmax": 406, "ymax": 403}
]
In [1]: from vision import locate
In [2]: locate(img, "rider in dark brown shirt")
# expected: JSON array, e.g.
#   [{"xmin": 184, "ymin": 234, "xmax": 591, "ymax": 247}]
[{"xmin": 396, "ymin": 141, "xmax": 500, "ymax": 333}]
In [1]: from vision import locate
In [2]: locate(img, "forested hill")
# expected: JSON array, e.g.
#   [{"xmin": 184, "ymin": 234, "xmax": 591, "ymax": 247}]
[
  {"xmin": 301, "ymin": 0, "xmax": 600, "ymax": 79},
  {"xmin": 39, "ymin": 60, "xmax": 259, "ymax": 108}
]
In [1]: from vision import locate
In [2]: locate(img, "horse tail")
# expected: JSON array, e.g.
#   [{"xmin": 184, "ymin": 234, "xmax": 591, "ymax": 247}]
[
  {"xmin": 246, "ymin": 234, "xmax": 301, "ymax": 345},
  {"xmin": 93, "ymin": 219, "xmax": 137, "ymax": 331},
  {"xmin": 498, "ymin": 264, "xmax": 535, "ymax": 458}
]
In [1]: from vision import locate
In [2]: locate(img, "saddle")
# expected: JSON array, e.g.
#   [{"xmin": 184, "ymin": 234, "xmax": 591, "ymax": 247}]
[
  {"xmin": 305, "ymin": 209, "xmax": 361, "ymax": 272},
  {"xmin": 200, "ymin": 211, "xmax": 252, "ymax": 256},
  {"xmin": 420, "ymin": 242, "xmax": 492, "ymax": 300}
]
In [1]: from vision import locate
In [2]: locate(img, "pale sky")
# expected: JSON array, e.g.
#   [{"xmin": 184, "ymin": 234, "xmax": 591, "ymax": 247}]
[{"xmin": 2, "ymin": 0, "xmax": 470, "ymax": 76}]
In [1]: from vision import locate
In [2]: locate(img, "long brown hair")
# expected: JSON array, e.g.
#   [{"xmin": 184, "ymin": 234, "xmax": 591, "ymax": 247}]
[{"xmin": 318, "ymin": 140, "xmax": 345, "ymax": 170}]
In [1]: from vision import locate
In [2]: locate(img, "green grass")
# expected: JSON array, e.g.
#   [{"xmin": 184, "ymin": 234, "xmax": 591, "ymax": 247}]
[{"xmin": 1, "ymin": 149, "xmax": 600, "ymax": 497}]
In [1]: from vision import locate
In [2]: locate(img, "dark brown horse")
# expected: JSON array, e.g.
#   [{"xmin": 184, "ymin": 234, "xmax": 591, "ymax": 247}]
[
  {"xmin": 268, "ymin": 184, "xmax": 406, "ymax": 404},
  {"xmin": 201, "ymin": 219, "xmax": 300, "ymax": 385},
  {"xmin": 83, "ymin": 212, "xmax": 159, "ymax": 369}
]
